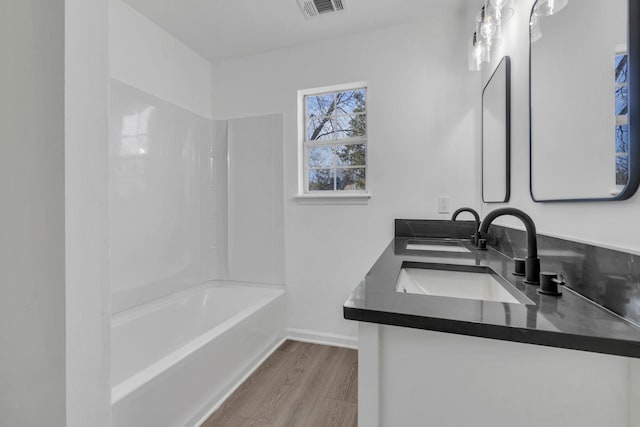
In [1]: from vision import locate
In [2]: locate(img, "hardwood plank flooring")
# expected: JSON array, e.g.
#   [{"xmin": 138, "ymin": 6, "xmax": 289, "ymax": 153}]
[{"xmin": 201, "ymin": 340, "xmax": 358, "ymax": 427}]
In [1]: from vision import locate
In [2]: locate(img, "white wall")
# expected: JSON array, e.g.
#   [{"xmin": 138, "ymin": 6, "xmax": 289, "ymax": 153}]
[
  {"xmin": 109, "ymin": 0, "xmax": 218, "ymax": 312},
  {"xmin": 480, "ymin": 0, "xmax": 640, "ymax": 255},
  {"xmin": 109, "ymin": 0, "xmax": 213, "ymax": 119},
  {"xmin": 0, "ymin": 2, "xmax": 66, "ymax": 425},
  {"xmin": 211, "ymin": 12, "xmax": 479, "ymax": 342},
  {"xmin": 65, "ymin": 0, "xmax": 111, "ymax": 425}
]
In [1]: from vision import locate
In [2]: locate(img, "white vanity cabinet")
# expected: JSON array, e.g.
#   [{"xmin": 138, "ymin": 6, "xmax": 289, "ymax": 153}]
[{"xmin": 358, "ymin": 323, "xmax": 640, "ymax": 427}]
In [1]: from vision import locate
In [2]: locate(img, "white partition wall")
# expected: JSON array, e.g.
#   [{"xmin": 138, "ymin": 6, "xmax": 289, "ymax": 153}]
[
  {"xmin": 228, "ymin": 115, "xmax": 285, "ymax": 284},
  {"xmin": 65, "ymin": 0, "xmax": 111, "ymax": 424},
  {"xmin": 2, "ymin": 0, "xmax": 112, "ymax": 425}
]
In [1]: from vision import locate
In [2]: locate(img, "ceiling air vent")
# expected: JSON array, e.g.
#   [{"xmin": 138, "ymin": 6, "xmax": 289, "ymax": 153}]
[{"xmin": 297, "ymin": 0, "xmax": 346, "ymax": 19}]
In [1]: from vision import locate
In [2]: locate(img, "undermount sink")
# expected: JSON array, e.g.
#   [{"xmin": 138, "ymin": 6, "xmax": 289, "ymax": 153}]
[
  {"xmin": 405, "ymin": 240, "xmax": 471, "ymax": 253},
  {"xmin": 396, "ymin": 262, "xmax": 532, "ymax": 305}
]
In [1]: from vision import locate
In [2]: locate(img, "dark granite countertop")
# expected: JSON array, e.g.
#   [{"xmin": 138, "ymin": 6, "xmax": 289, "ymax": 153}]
[{"xmin": 344, "ymin": 236, "xmax": 640, "ymax": 358}]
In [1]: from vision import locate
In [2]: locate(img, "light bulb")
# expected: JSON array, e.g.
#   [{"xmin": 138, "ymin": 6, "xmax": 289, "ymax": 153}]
[
  {"xmin": 480, "ymin": 19, "xmax": 496, "ymax": 41},
  {"xmin": 476, "ymin": 5, "xmax": 500, "ymax": 44}
]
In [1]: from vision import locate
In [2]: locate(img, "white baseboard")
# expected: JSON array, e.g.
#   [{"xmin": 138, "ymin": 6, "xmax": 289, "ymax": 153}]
[{"xmin": 287, "ymin": 328, "xmax": 359, "ymax": 350}]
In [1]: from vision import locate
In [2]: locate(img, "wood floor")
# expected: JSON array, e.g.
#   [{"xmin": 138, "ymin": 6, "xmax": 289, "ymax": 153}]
[{"xmin": 201, "ymin": 340, "xmax": 358, "ymax": 427}]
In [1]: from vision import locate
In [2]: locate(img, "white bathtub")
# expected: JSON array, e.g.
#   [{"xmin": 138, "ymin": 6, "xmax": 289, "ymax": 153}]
[{"xmin": 111, "ymin": 282, "xmax": 285, "ymax": 427}]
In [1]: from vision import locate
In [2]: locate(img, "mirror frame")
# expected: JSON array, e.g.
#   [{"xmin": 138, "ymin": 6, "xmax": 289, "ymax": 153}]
[
  {"xmin": 482, "ymin": 56, "xmax": 511, "ymax": 203},
  {"xmin": 529, "ymin": 0, "xmax": 640, "ymax": 202}
]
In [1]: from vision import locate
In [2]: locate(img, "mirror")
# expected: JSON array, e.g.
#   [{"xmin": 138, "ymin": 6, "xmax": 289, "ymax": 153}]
[
  {"xmin": 530, "ymin": 0, "xmax": 639, "ymax": 201},
  {"xmin": 482, "ymin": 56, "xmax": 511, "ymax": 203}
]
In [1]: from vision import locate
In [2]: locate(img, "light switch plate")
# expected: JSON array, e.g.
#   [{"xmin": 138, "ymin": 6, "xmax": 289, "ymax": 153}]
[{"xmin": 438, "ymin": 196, "xmax": 450, "ymax": 214}]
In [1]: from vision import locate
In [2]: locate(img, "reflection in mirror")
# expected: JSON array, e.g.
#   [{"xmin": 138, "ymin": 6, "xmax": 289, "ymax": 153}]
[
  {"xmin": 530, "ymin": 0, "xmax": 639, "ymax": 201},
  {"xmin": 482, "ymin": 56, "xmax": 511, "ymax": 203}
]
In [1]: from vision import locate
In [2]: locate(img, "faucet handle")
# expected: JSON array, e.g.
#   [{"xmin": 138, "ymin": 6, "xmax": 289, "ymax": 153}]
[
  {"xmin": 513, "ymin": 258, "xmax": 525, "ymax": 276},
  {"xmin": 537, "ymin": 272, "xmax": 563, "ymax": 296},
  {"xmin": 477, "ymin": 238, "xmax": 487, "ymax": 250}
]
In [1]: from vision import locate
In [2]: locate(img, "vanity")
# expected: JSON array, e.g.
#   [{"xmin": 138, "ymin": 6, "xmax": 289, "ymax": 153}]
[
  {"xmin": 344, "ymin": 219, "xmax": 640, "ymax": 427},
  {"xmin": 343, "ymin": 0, "xmax": 640, "ymax": 424}
]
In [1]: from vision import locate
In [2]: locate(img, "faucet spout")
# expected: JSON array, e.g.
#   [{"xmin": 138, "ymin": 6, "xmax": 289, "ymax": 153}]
[
  {"xmin": 451, "ymin": 207, "xmax": 481, "ymax": 245},
  {"xmin": 479, "ymin": 207, "xmax": 540, "ymax": 285}
]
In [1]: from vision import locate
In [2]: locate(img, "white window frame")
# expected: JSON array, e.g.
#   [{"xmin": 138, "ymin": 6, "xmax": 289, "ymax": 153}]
[{"xmin": 295, "ymin": 82, "xmax": 370, "ymax": 204}]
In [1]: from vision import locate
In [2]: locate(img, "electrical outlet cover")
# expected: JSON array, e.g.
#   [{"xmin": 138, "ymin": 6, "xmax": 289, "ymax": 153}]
[{"xmin": 438, "ymin": 196, "xmax": 450, "ymax": 214}]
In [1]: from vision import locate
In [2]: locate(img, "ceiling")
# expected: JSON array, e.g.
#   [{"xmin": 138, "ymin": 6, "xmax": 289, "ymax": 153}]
[{"xmin": 122, "ymin": 0, "xmax": 469, "ymax": 63}]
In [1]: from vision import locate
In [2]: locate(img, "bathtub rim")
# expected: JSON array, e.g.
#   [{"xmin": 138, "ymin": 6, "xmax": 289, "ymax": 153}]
[
  {"xmin": 112, "ymin": 279, "xmax": 283, "ymax": 321},
  {"xmin": 111, "ymin": 280, "xmax": 285, "ymax": 405}
]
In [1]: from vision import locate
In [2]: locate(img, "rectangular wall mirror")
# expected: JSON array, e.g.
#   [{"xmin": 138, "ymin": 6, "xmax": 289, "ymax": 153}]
[
  {"xmin": 482, "ymin": 56, "xmax": 511, "ymax": 203},
  {"xmin": 530, "ymin": 0, "xmax": 639, "ymax": 201}
]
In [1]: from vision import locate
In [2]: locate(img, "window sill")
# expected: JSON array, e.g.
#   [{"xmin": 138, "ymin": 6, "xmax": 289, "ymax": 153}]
[{"xmin": 293, "ymin": 192, "xmax": 371, "ymax": 205}]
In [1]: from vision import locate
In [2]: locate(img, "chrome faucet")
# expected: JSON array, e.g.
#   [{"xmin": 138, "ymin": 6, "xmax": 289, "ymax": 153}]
[
  {"xmin": 451, "ymin": 207, "xmax": 480, "ymax": 246},
  {"xmin": 479, "ymin": 208, "xmax": 541, "ymax": 285}
]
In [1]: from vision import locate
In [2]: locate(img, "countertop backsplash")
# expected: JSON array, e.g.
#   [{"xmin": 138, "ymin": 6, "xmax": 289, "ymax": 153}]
[{"xmin": 485, "ymin": 224, "xmax": 640, "ymax": 328}]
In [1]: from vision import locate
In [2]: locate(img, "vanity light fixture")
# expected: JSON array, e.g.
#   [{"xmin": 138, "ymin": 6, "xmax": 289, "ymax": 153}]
[
  {"xmin": 468, "ymin": 0, "xmax": 513, "ymax": 71},
  {"xmin": 477, "ymin": 6, "xmax": 497, "ymax": 42},
  {"xmin": 533, "ymin": 0, "xmax": 568, "ymax": 17},
  {"xmin": 469, "ymin": 30, "xmax": 493, "ymax": 71}
]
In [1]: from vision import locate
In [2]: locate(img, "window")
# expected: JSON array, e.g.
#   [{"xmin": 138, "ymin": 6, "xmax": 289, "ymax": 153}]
[
  {"xmin": 300, "ymin": 84, "xmax": 367, "ymax": 193},
  {"xmin": 615, "ymin": 50, "xmax": 629, "ymax": 187}
]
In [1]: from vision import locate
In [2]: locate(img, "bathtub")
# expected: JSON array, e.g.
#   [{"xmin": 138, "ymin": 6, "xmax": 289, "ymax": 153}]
[{"xmin": 111, "ymin": 282, "xmax": 285, "ymax": 427}]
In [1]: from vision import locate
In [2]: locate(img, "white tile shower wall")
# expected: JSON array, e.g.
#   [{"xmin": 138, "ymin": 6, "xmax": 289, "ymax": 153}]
[
  {"xmin": 211, "ymin": 13, "xmax": 479, "ymax": 341},
  {"xmin": 109, "ymin": 80, "xmax": 216, "ymax": 312},
  {"xmin": 202, "ymin": 125, "xmax": 220, "ymax": 280},
  {"xmin": 210, "ymin": 120, "xmax": 230, "ymax": 281},
  {"xmin": 478, "ymin": 0, "xmax": 640, "ymax": 254},
  {"xmin": 227, "ymin": 115, "xmax": 286, "ymax": 284}
]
